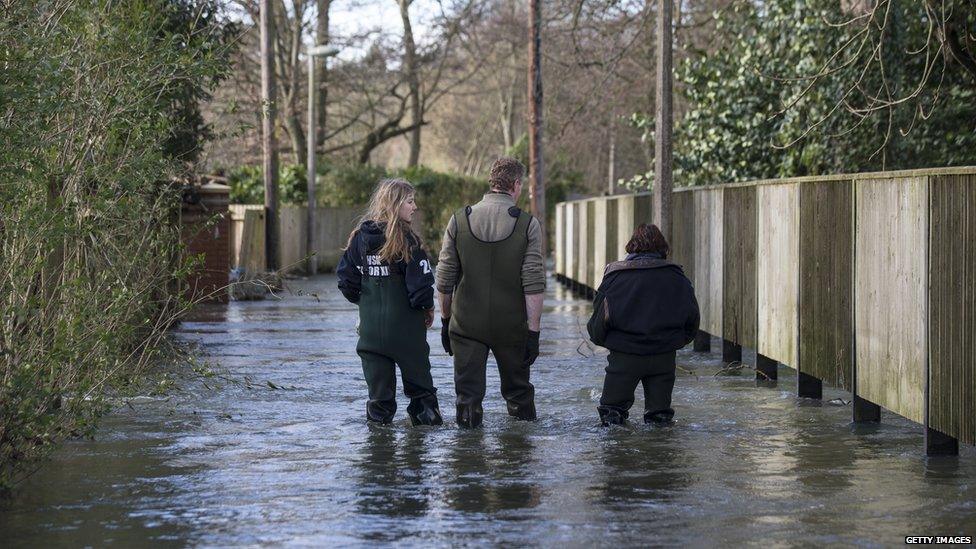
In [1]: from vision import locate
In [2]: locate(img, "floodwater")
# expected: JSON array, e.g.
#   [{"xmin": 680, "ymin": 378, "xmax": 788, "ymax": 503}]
[{"xmin": 2, "ymin": 274, "xmax": 974, "ymax": 547}]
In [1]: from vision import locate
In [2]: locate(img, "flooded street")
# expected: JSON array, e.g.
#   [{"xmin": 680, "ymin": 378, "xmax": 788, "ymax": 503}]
[{"xmin": 2, "ymin": 274, "xmax": 974, "ymax": 547}]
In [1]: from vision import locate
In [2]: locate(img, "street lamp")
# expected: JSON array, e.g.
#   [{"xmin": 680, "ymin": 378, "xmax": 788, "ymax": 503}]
[{"xmin": 306, "ymin": 44, "xmax": 340, "ymax": 275}]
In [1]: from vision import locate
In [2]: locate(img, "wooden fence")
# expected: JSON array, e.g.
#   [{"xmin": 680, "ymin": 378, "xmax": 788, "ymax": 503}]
[
  {"xmin": 229, "ymin": 205, "xmax": 361, "ymax": 274},
  {"xmin": 554, "ymin": 166, "xmax": 976, "ymax": 455}
]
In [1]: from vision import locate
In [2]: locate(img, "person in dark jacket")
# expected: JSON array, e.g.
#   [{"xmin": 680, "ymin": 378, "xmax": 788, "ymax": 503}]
[
  {"xmin": 337, "ymin": 178, "xmax": 442, "ymax": 426},
  {"xmin": 586, "ymin": 223, "xmax": 700, "ymax": 426}
]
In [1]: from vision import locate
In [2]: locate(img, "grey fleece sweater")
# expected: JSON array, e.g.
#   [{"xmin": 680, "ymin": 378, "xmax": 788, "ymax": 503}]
[{"xmin": 435, "ymin": 192, "xmax": 546, "ymax": 295}]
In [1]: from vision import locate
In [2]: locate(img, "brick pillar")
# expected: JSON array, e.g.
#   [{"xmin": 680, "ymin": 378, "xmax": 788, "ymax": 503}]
[{"xmin": 181, "ymin": 183, "xmax": 231, "ymax": 303}]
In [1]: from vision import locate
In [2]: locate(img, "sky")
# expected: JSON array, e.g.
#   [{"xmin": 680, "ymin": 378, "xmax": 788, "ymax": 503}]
[{"xmin": 226, "ymin": 0, "xmax": 440, "ymax": 61}]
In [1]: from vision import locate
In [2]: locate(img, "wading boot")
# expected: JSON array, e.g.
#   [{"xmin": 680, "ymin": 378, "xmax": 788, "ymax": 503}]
[
  {"xmin": 366, "ymin": 405, "xmax": 395, "ymax": 425},
  {"xmin": 456, "ymin": 404, "xmax": 484, "ymax": 429},
  {"xmin": 644, "ymin": 409, "xmax": 675, "ymax": 425},
  {"xmin": 506, "ymin": 400, "xmax": 537, "ymax": 421},
  {"xmin": 408, "ymin": 396, "xmax": 444, "ymax": 426},
  {"xmin": 598, "ymin": 406, "xmax": 628, "ymax": 426}
]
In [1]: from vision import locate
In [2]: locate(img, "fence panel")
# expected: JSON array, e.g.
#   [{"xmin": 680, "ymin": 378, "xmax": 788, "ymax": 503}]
[
  {"xmin": 799, "ymin": 180, "xmax": 854, "ymax": 390},
  {"xmin": 671, "ymin": 191, "xmax": 696, "ymax": 283},
  {"xmin": 239, "ymin": 208, "xmax": 266, "ymax": 274},
  {"xmin": 555, "ymin": 203, "xmax": 565, "ymax": 278},
  {"xmin": 278, "ymin": 205, "xmax": 307, "ymax": 273},
  {"xmin": 568, "ymin": 202, "xmax": 578, "ymax": 284},
  {"xmin": 929, "ymin": 173, "xmax": 976, "ymax": 444},
  {"xmin": 586, "ymin": 200, "xmax": 597, "ymax": 289},
  {"xmin": 616, "ymin": 195, "xmax": 635, "ymax": 262},
  {"xmin": 854, "ymin": 175, "xmax": 927, "ymax": 423},
  {"xmin": 576, "ymin": 201, "xmax": 589, "ymax": 287},
  {"xmin": 592, "ymin": 198, "xmax": 619, "ymax": 289},
  {"xmin": 723, "ymin": 186, "xmax": 758, "ymax": 348},
  {"xmin": 694, "ymin": 188, "xmax": 724, "ymax": 335},
  {"xmin": 757, "ymin": 183, "xmax": 800, "ymax": 366}
]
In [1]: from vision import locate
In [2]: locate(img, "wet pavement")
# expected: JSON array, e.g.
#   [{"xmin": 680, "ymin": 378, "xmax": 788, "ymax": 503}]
[{"xmin": 1, "ymin": 274, "xmax": 974, "ymax": 547}]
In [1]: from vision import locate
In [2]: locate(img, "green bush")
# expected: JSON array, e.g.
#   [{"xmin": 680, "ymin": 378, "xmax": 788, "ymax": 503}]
[
  {"xmin": 228, "ymin": 164, "xmax": 308, "ymax": 205},
  {"xmin": 398, "ymin": 166, "xmax": 487, "ymax": 253},
  {"xmin": 0, "ymin": 0, "xmax": 234, "ymax": 492},
  {"xmin": 226, "ymin": 158, "xmax": 576, "ymax": 255},
  {"xmin": 318, "ymin": 162, "xmax": 389, "ymax": 208}
]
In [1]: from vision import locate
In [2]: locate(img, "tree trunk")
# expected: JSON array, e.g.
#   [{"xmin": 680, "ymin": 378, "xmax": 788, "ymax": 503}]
[
  {"xmin": 528, "ymin": 0, "xmax": 546, "ymax": 255},
  {"xmin": 315, "ymin": 0, "xmax": 331, "ymax": 147},
  {"xmin": 287, "ymin": 0, "xmax": 306, "ymax": 166},
  {"xmin": 398, "ymin": 0, "xmax": 422, "ymax": 167},
  {"xmin": 608, "ymin": 112, "xmax": 616, "ymax": 194},
  {"xmin": 260, "ymin": 0, "xmax": 279, "ymax": 270},
  {"xmin": 285, "ymin": 113, "xmax": 306, "ymax": 166},
  {"xmin": 652, "ymin": 0, "xmax": 673, "ymax": 239}
]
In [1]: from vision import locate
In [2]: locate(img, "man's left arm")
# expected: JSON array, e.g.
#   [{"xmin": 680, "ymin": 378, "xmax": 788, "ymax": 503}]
[
  {"xmin": 526, "ymin": 292, "xmax": 543, "ymax": 332},
  {"xmin": 522, "ymin": 217, "xmax": 546, "ymax": 365}
]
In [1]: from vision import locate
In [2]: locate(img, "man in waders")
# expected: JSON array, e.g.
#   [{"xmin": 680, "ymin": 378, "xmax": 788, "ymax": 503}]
[{"xmin": 436, "ymin": 157, "xmax": 546, "ymax": 428}]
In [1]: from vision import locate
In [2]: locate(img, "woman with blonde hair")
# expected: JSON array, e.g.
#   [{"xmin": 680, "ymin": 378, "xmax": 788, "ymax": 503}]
[{"xmin": 337, "ymin": 179, "xmax": 442, "ymax": 425}]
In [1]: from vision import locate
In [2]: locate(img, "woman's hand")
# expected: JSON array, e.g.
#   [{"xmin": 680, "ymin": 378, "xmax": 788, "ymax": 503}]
[{"xmin": 424, "ymin": 308, "xmax": 435, "ymax": 329}]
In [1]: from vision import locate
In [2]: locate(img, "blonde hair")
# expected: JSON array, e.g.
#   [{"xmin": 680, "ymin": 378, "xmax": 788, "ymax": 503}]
[{"xmin": 346, "ymin": 178, "xmax": 423, "ymax": 264}]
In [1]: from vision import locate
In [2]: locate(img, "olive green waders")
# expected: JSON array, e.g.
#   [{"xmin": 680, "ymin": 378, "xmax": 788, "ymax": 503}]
[
  {"xmin": 357, "ymin": 272, "xmax": 442, "ymax": 425},
  {"xmin": 449, "ymin": 207, "xmax": 537, "ymax": 428}
]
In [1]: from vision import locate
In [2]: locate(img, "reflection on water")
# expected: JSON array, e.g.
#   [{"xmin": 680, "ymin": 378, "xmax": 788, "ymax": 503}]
[
  {"xmin": 444, "ymin": 428, "xmax": 540, "ymax": 515},
  {"xmin": 592, "ymin": 428, "xmax": 690, "ymax": 512},
  {"xmin": 1, "ymin": 274, "xmax": 975, "ymax": 547}
]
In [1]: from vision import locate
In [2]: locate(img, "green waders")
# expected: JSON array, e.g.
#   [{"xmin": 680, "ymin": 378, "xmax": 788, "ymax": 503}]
[
  {"xmin": 357, "ymin": 271, "xmax": 442, "ymax": 426},
  {"xmin": 449, "ymin": 207, "xmax": 536, "ymax": 428}
]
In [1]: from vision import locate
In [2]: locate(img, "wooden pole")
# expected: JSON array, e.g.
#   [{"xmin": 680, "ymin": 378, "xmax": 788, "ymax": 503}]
[
  {"xmin": 653, "ymin": 0, "xmax": 673, "ymax": 239},
  {"xmin": 306, "ymin": 51, "xmax": 317, "ymax": 275},
  {"xmin": 608, "ymin": 111, "xmax": 616, "ymax": 194},
  {"xmin": 528, "ymin": 0, "xmax": 547, "ymax": 255},
  {"xmin": 260, "ymin": 0, "xmax": 279, "ymax": 271},
  {"xmin": 315, "ymin": 0, "xmax": 331, "ymax": 145}
]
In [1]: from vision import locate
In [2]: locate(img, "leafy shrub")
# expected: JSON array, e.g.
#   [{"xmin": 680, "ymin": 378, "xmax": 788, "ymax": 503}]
[
  {"xmin": 318, "ymin": 162, "xmax": 389, "ymax": 208},
  {"xmin": 226, "ymin": 157, "xmax": 577, "ymax": 255},
  {"xmin": 0, "ymin": 0, "xmax": 235, "ymax": 492},
  {"xmin": 228, "ymin": 164, "xmax": 308, "ymax": 204},
  {"xmin": 399, "ymin": 166, "xmax": 487, "ymax": 252}
]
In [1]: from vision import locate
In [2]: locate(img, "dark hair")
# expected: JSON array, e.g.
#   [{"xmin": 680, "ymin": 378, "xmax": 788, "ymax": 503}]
[
  {"xmin": 625, "ymin": 223, "xmax": 669, "ymax": 257},
  {"xmin": 488, "ymin": 157, "xmax": 525, "ymax": 192}
]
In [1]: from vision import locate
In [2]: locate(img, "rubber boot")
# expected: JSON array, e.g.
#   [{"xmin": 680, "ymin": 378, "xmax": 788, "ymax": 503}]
[
  {"xmin": 456, "ymin": 404, "xmax": 484, "ymax": 428},
  {"xmin": 644, "ymin": 409, "xmax": 674, "ymax": 425},
  {"xmin": 597, "ymin": 406, "xmax": 628, "ymax": 426},
  {"xmin": 366, "ymin": 404, "xmax": 395, "ymax": 425},
  {"xmin": 408, "ymin": 396, "xmax": 444, "ymax": 426},
  {"xmin": 506, "ymin": 400, "xmax": 537, "ymax": 421}
]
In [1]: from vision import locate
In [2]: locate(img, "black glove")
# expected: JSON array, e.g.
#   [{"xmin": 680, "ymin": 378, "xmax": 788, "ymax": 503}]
[
  {"xmin": 441, "ymin": 319, "xmax": 453, "ymax": 356},
  {"xmin": 523, "ymin": 330, "xmax": 540, "ymax": 367}
]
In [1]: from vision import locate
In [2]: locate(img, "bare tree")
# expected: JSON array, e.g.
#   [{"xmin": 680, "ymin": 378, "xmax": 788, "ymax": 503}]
[{"xmin": 398, "ymin": 0, "xmax": 423, "ymax": 166}]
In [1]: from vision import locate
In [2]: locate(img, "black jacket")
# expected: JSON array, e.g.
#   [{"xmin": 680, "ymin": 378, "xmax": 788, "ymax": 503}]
[
  {"xmin": 336, "ymin": 221, "xmax": 435, "ymax": 310},
  {"xmin": 587, "ymin": 252, "xmax": 700, "ymax": 355}
]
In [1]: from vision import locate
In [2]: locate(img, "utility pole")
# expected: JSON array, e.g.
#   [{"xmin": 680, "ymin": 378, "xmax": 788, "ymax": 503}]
[
  {"xmin": 528, "ymin": 0, "xmax": 547, "ymax": 255},
  {"xmin": 306, "ymin": 45, "xmax": 339, "ymax": 275},
  {"xmin": 260, "ymin": 0, "xmax": 279, "ymax": 271},
  {"xmin": 608, "ymin": 111, "xmax": 616, "ymax": 195},
  {"xmin": 653, "ymin": 0, "xmax": 673, "ymax": 238},
  {"xmin": 306, "ymin": 48, "xmax": 318, "ymax": 275},
  {"xmin": 315, "ymin": 0, "xmax": 331, "ymax": 145}
]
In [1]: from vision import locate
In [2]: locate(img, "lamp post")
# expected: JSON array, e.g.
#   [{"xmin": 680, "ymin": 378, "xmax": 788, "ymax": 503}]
[{"xmin": 306, "ymin": 45, "xmax": 339, "ymax": 275}]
